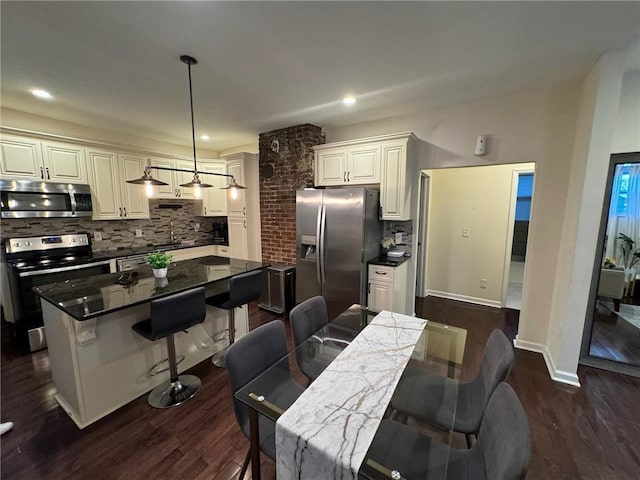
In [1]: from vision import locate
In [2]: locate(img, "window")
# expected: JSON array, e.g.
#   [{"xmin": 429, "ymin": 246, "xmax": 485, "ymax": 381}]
[
  {"xmin": 615, "ymin": 165, "xmax": 630, "ymax": 216},
  {"xmin": 515, "ymin": 173, "xmax": 533, "ymax": 221}
]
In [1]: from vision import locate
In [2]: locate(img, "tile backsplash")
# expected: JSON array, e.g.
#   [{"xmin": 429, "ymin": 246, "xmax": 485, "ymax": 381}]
[
  {"xmin": 0, "ymin": 199, "xmax": 216, "ymax": 253},
  {"xmin": 383, "ymin": 220, "xmax": 413, "ymax": 256}
]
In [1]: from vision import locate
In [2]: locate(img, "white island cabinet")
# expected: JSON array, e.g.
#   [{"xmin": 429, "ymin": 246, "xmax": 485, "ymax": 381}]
[{"xmin": 37, "ymin": 256, "xmax": 266, "ymax": 429}]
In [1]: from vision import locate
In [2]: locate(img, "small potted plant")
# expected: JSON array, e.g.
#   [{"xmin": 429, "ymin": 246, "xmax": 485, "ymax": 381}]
[
  {"xmin": 146, "ymin": 251, "xmax": 173, "ymax": 279},
  {"xmin": 380, "ymin": 236, "xmax": 396, "ymax": 255}
]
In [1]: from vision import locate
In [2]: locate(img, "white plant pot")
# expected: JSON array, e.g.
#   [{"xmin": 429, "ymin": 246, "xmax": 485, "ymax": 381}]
[{"xmin": 152, "ymin": 267, "xmax": 168, "ymax": 279}]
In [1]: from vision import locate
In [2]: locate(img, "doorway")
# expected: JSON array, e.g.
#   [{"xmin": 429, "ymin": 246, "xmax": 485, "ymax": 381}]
[
  {"xmin": 503, "ymin": 170, "xmax": 535, "ymax": 310},
  {"xmin": 415, "ymin": 172, "xmax": 430, "ymax": 297}
]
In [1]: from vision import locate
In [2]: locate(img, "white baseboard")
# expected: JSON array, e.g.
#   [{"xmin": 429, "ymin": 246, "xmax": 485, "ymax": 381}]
[
  {"xmin": 426, "ymin": 290, "xmax": 502, "ymax": 309},
  {"xmin": 514, "ymin": 336, "xmax": 581, "ymax": 387}
]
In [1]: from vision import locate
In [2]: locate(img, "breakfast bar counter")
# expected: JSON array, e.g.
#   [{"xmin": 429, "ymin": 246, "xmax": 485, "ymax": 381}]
[{"xmin": 34, "ymin": 256, "xmax": 268, "ymax": 429}]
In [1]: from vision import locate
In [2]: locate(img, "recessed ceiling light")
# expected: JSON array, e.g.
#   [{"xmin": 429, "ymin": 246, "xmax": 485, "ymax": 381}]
[
  {"xmin": 200, "ymin": 134, "xmax": 210, "ymax": 141},
  {"xmin": 343, "ymin": 96, "xmax": 356, "ymax": 106},
  {"xmin": 31, "ymin": 89, "xmax": 53, "ymax": 100}
]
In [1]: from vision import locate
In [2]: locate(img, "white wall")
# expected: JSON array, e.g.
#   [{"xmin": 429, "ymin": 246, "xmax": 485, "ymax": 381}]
[
  {"xmin": 328, "ymin": 82, "xmax": 581, "ymax": 374},
  {"xmin": 612, "ymin": 69, "xmax": 640, "ymax": 154},
  {"xmin": 0, "ymin": 107, "xmax": 220, "ymax": 159},
  {"xmin": 424, "ymin": 163, "xmax": 534, "ymax": 307}
]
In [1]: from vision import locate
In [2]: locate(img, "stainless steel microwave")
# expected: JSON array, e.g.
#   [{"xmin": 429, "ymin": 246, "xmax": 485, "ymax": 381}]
[{"xmin": 0, "ymin": 180, "xmax": 93, "ymax": 218}]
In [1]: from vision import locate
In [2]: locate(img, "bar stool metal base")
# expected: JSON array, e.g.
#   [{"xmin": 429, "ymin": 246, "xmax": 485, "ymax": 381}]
[
  {"xmin": 212, "ymin": 346, "xmax": 229, "ymax": 368},
  {"xmin": 148, "ymin": 374, "xmax": 201, "ymax": 408}
]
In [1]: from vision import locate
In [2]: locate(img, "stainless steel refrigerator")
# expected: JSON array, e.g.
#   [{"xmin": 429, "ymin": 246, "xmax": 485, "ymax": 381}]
[{"xmin": 296, "ymin": 188, "xmax": 382, "ymax": 316}]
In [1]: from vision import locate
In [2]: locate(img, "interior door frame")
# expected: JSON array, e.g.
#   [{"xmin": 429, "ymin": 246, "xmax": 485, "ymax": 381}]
[
  {"xmin": 416, "ymin": 171, "xmax": 432, "ymax": 297},
  {"xmin": 501, "ymin": 166, "xmax": 535, "ymax": 308}
]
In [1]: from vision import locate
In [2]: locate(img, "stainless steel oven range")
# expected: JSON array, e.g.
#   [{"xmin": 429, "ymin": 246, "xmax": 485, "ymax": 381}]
[{"xmin": 3, "ymin": 233, "xmax": 110, "ymax": 352}]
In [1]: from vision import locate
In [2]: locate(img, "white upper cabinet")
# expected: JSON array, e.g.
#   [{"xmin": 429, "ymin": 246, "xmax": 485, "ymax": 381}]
[
  {"xmin": 0, "ymin": 135, "xmax": 87, "ymax": 183},
  {"xmin": 315, "ymin": 144, "xmax": 380, "ymax": 186},
  {"xmin": 198, "ymin": 160, "xmax": 227, "ymax": 216},
  {"xmin": 148, "ymin": 158, "xmax": 197, "ymax": 199},
  {"xmin": 226, "ymin": 158, "xmax": 246, "ymax": 217},
  {"xmin": 41, "ymin": 140, "xmax": 88, "ymax": 183},
  {"xmin": 314, "ymin": 133, "xmax": 416, "ymax": 221},
  {"xmin": 87, "ymin": 149, "xmax": 149, "ymax": 220}
]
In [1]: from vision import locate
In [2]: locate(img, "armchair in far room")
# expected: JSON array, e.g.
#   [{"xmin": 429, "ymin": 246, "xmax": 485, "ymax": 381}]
[{"xmin": 597, "ymin": 267, "xmax": 625, "ymax": 311}]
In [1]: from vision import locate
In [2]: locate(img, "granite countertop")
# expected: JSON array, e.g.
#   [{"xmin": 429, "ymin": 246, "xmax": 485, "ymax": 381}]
[
  {"xmin": 91, "ymin": 239, "xmax": 220, "ymax": 260},
  {"xmin": 34, "ymin": 256, "xmax": 268, "ymax": 321},
  {"xmin": 368, "ymin": 255, "xmax": 410, "ymax": 267}
]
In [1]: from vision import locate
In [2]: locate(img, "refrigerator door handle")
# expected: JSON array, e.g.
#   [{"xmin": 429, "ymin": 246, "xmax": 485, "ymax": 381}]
[
  {"xmin": 320, "ymin": 204, "xmax": 327, "ymax": 284},
  {"xmin": 316, "ymin": 204, "xmax": 322, "ymax": 284}
]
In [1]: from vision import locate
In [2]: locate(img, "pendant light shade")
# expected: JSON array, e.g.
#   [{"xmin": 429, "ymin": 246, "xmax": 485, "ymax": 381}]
[
  {"xmin": 126, "ymin": 168, "xmax": 169, "ymax": 186},
  {"xmin": 219, "ymin": 176, "xmax": 247, "ymax": 190},
  {"xmin": 180, "ymin": 173, "xmax": 212, "ymax": 189}
]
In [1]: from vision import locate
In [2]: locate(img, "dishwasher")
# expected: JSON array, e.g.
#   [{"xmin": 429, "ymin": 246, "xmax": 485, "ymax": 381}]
[{"xmin": 116, "ymin": 254, "xmax": 151, "ymax": 272}]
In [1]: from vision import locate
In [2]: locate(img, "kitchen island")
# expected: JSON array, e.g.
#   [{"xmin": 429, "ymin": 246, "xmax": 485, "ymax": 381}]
[{"xmin": 34, "ymin": 256, "xmax": 268, "ymax": 429}]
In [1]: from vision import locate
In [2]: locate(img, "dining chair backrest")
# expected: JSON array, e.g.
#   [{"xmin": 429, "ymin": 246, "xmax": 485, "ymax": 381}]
[
  {"xmin": 226, "ymin": 320, "xmax": 289, "ymax": 428},
  {"xmin": 149, "ymin": 287, "xmax": 206, "ymax": 340},
  {"xmin": 473, "ymin": 382, "xmax": 531, "ymax": 479},
  {"xmin": 290, "ymin": 296, "xmax": 329, "ymax": 348},
  {"xmin": 466, "ymin": 329, "xmax": 515, "ymax": 431}
]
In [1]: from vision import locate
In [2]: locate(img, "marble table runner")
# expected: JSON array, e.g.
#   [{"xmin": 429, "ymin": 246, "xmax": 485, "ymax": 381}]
[{"xmin": 275, "ymin": 310, "xmax": 427, "ymax": 480}]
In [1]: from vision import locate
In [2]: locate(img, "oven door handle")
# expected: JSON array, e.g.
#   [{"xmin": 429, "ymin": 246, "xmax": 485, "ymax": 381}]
[{"xmin": 18, "ymin": 260, "xmax": 111, "ymax": 277}]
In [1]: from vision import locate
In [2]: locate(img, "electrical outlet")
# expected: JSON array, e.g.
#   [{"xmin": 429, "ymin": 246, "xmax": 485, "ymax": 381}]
[
  {"xmin": 135, "ymin": 229, "xmax": 143, "ymax": 238},
  {"xmin": 480, "ymin": 278, "xmax": 488, "ymax": 289},
  {"xmin": 94, "ymin": 231, "xmax": 103, "ymax": 241},
  {"xmin": 462, "ymin": 228, "xmax": 470, "ymax": 238}
]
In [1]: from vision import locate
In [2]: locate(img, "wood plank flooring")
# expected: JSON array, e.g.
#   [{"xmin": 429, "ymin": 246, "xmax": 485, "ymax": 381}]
[
  {"xmin": 1, "ymin": 298, "xmax": 639, "ymax": 479},
  {"xmin": 589, "ymin": 301, "xmax": 640, "ymax": 366}
]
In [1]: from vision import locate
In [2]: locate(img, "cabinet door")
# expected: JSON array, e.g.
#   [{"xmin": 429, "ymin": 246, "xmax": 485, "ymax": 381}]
[
  {"xmin": 347, "ymin": 145, "xmax": 380, "ymax": 184},
  {"xmin": 380, "ymin": 142, "xmax": 409, "ymax": 220},
  {"xmin": 228, "ymin": 216, "xmax": 248, "ymax": 260},
  {"xmin": 0, "ymin": 135, "xmax": 43, "ymax": 180},
  {"xmin": 175, "ymin": 160, "xmax": 196, "ymax": 199},
  {"xmin": 316, "ymin": 150, "xmax": 346, "ymax": 186},
  {"xmin": 368, "ymin": 281, "xmax": 393, "ymax": 313},
  {"xmin": 41, "ymin": 141, "xmax": 88, "ymax": 183},
  {"xmin": 226, "ymin": 160, "xmax": 246, "ymax": 217},
  {"xmin": 149, "ymin": 158, "xmax": 177, "ymax": 198},
  {"xmin": 119, "ymin": 154, "xmax": 150, "ymax": 219},
  {"xmin": 201, "ymin": 161, "xmax": 227, "ymax": 216},
  {"xmin": 87, "ymin": 149, "xmax": 122, "ymax": 220}
]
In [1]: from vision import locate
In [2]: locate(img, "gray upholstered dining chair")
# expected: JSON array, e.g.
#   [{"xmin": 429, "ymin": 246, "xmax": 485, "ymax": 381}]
[
  {"xmin": 391, "ymin": 328, "xmax": 514, "ymax": 447},
  {"xmin": 226, "ymin": 320, "xmax": 305, "ymax": 480},
  {"xmin": 290, "ymin": 296, "xmax": 350, "ymax": 381},
  {"xmin": 368, "ymin": 382, "xmax": 531, "ymax": 480}
]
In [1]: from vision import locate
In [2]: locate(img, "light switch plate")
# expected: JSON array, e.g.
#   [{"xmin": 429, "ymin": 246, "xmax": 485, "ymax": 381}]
[
  {"xmin": 135, "ymin": 229, "xmax": 143, "ymax": 238},
  {"xmin": 462, "ymin": 228, "xmax": 470, "ymax": 238},
  {"xmin": 94, "ymin": 232, "xmax": 103, "ymax": 241}
]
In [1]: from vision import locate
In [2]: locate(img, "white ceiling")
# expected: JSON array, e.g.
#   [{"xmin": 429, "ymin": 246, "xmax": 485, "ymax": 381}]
[{"xmin": 1, "ymin": 1, "xmax": 639, "ymax": 151}]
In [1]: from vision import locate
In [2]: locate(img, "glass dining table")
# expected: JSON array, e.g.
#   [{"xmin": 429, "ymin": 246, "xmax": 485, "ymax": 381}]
[{"xmin": 235, "ymin": 305, "xmax": 467, "ymax": 480}]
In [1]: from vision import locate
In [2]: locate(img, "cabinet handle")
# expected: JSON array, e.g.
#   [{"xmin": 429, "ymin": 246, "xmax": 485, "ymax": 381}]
[
  {"xmin": 347, "ymin": 171, "xmax": 350, "ymax": 182},
  {"xmin": 123, "ymin": 207, "xmax": 127, "ymax": 217},
  {"xmin": 119, "ymin": 207, "xmax": 123, "ymax": 217},
  {"xmin": 375, "ymin": 270, "xmax": 387, "ymax": 275},
  {"xmin": 243, "ymin": 206, "xmax": 246, "ymax": 216},
  {"xmin": 46, "ymin": 167, "xmax": 50, "ymax": 180},
  {"xmin": 368, "ymin": 283, "xmax": 371, "ymax": 294},
  {"xmin": 204, "ymin": 206, "xmax": 207, "ymax": 215},
  {"xmin": 344, "ymin": 171, "xmax": 347, "ymax": 182},
  {"xmin": 243, "ymin": 220, "xmax": 246, "ymax": 229},
  {"xmin": 40, "ymin": 167, "xmax": 44, "ymax": 179}
]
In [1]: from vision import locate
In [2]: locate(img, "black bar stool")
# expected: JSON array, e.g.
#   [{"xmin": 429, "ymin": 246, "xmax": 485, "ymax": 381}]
[
  {"xmin": 132, "ymin": 287, "xmax": 206, "ymax": 408},
  {"xmin": 206, "ymin": 270, "xmax": 262, "ymax": 368}
]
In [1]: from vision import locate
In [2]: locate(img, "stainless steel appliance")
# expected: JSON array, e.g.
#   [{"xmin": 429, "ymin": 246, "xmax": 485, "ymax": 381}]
[
  {"xmin": 210, "ymin": 216, "xmax": 229, "ymax": 245},
  {"xmin": 116, "ymin": 254, "xmax": 150, "ymax": 272},
  {"xmin": 0, "ymin": 180, "xmax": 93, "ymax": 218},
  {"xmin": 296, "ymin": 188, "xmax": 382, "ymax": 315},
  {"xmin": 259, "ymin": 265, "xmax": 295, "ymax": 314},
  {"xmin": 3, "ymin": 233, "xmax": 110, "ymax": 351}
]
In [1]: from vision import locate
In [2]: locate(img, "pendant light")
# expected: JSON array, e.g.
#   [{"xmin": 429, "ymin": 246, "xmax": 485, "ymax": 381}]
[
  {"xmin": 220, "ymin": 176, "xmax": 247, "ymax": 200},
  {"xmin": 178, "ymin": 54, "xmax": 212, "ymax": 199}
]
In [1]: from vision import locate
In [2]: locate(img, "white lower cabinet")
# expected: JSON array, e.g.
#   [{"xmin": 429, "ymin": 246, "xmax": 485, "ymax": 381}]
[
  {"xmin": 367, "ymin": 262, "xmax": 409, "ymax": 314},
  {"xmin": 228, "ymin": 216, "xmax": 249, "ymax": 260}
]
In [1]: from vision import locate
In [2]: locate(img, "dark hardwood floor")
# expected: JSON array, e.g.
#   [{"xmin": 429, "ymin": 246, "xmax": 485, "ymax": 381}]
[
  {"xmin": 2, "ymin": 298, "xmax": 639, "ymax": 479},
  {"xmin": 589, "ymin": 301, "xmax": 640, "ymax": 366}
]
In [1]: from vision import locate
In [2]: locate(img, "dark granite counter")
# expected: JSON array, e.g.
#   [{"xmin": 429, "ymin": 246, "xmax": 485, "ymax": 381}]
[
  {"xmin": 368, "ymin": 255, "xmax": 410, "ymax": 267},
  {"xmin": 34, "ymin": 256, "xmax": 268, "ymax": 321},
  {"xmin": 91, "ymin": 240, "xmax": 220, "ymax": 261}
]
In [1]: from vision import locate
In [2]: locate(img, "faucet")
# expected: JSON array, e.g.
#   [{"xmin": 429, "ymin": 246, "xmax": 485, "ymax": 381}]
[{"xmin": 170, "ymin": 221, "xmax": 178, "ymax": 244}]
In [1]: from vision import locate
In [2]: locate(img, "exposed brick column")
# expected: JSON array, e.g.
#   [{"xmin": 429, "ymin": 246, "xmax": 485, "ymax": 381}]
[{"xmin": 258, "ymin": 124, "xmax": 324, "ymax": 264}]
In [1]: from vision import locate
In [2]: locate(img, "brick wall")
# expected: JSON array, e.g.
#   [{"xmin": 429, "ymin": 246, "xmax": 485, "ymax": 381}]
[{"xmin": 258, "ymin": 124, "xmax": 324, "ymax": 264}]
